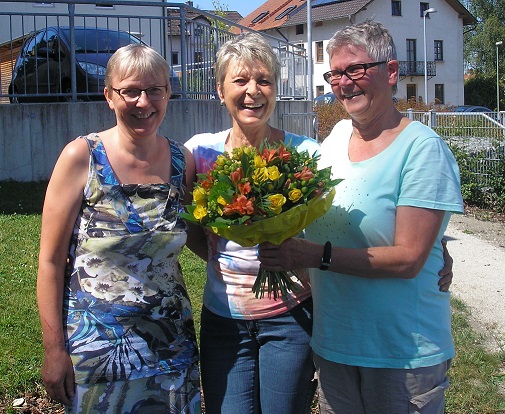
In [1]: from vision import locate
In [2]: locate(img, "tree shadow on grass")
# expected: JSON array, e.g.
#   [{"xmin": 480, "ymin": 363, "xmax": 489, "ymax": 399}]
[{"xmin": 0, "ymin": 181, "xmax": 48, "ymax": 215}]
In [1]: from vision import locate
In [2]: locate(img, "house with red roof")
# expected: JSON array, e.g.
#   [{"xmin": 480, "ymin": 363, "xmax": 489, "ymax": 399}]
[{"xmin": 238, "ymin": 0, "xmax": 476, "ymax": 106}]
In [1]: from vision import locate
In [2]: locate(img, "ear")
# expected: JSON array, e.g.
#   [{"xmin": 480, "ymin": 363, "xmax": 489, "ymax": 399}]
[
  {"xmin": 217, "ymin": 83, "xmax": 225, "ymax": 103},
  {"xmin": 104, "ymin": 87, "xmax": 115, "ymax": 110},
  {"xmin": 386, "ymin": 60, "xmax": 399, "ymax": 86}
]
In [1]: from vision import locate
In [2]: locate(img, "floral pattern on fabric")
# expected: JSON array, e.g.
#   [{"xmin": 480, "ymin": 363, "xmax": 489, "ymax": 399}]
[{"xmin": 63, "ymin": 134, "xmax": 199, "ymax": 391}]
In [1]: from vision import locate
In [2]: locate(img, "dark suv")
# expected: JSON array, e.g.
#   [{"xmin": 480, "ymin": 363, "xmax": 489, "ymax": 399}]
[{"xmin": 9, "ymin": 26, "xmax": 182, "ymax": 103}]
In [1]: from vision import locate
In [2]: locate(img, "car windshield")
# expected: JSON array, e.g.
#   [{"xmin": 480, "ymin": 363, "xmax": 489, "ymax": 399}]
[{"xmin": 61, "ymin": 28, "xmax": 141, "ymax": 53}]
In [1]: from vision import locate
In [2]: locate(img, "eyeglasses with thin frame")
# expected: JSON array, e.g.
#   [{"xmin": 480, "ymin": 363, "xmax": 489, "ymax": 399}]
[
  {"xmin": 111, "ymin": 86, "xmax": 168, "ymax": 102},
  {"xmin": 323, "ymin": 61, "xmax": 387, "ymax": 84}
]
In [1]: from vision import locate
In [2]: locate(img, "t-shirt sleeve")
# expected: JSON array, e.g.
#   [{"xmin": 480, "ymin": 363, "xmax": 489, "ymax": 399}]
[{"xmin": 398, "ymin": 136, "xmax": 464, "ymax": 214}]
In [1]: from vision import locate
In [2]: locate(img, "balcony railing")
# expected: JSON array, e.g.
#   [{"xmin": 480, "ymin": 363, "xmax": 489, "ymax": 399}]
[{"xmin": 398, "ymin": 60, "xmax": 436, "ymax": 80}]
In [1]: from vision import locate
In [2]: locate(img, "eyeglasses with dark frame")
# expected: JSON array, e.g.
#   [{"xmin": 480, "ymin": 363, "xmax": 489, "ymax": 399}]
[
  {"xmin": 323, "ymin": 61, "xmax": 387, "ymax": 84},
  {"xmin": 111, "ymin": 86, "xmax": 168, "ymax": 102}
]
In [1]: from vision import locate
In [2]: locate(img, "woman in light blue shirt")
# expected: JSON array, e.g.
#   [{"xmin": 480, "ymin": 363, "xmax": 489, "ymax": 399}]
[{"xmin": 259, "ymin": 20, "xmax": 463, "ymax": 414}]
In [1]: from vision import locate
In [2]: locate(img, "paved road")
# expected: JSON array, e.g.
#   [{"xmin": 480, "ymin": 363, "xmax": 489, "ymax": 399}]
[{"xmin": 445, "ymin": 220, "xmax": 505, "ymax": 353}]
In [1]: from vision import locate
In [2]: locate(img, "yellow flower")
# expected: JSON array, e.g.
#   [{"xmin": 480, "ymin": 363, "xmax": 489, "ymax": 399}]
[
  {"xmin": 193, "ymin": 187, "xmax": 207, "ymax": 206},
  {"xmin": 267, "ymin": 166, "xmax": 281, "ymax": 181},
  {"xmin": 288, "ymin": 188, "xmax": 303, "ymax": 202},
  {"xmin": 217, "ymin": 195, "xmax": 227, "ymax": 206},
  {"xmin": 254, "ymin": 154, "xmax": 266, "ymax": 168},
  {"xmin": 193, "ymin": 205, "xmax": 208, "ymax": 221},
  {"xmin": 267, "ymin": 194, "xmax": 286, "ymax": 214},
  {"xmin": 216, "ymin": 154, "xmax": 227, "ymax": 166},
  {"xmin": 252, "ymin": 167, "xmax": 269, "ymax": 184}
]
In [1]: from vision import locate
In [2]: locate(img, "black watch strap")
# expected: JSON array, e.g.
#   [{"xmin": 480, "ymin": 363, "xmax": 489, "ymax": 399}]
[{"xmin": 320, "ymin": 241, "xmax": 332, "ymax": 270}]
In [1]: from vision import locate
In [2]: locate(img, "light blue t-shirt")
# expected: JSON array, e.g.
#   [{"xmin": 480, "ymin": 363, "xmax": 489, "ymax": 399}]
[{"xmin": 305, "ymin": 119, "xmax": 464, "ymax": 369}]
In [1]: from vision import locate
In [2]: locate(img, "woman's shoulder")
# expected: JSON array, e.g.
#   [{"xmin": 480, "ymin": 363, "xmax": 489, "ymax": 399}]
[
  {"xmin": 283, "ymin": 131, "xmax": 320, "ymax": 153},
  {"xmin": 185, "ymin": 129, "xmax": 229, "ymax": 150}
]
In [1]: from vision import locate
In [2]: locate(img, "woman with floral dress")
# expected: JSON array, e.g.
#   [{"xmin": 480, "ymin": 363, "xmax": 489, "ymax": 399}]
[{"xmin": 36, "ymin": 44, "xmax": 200, "ymax": 413}]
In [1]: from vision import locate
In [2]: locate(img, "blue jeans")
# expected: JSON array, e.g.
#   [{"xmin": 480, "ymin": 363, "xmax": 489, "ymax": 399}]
[{"xmin": 200, "ymin": 298, "xmax": 316, "ymax": 414}]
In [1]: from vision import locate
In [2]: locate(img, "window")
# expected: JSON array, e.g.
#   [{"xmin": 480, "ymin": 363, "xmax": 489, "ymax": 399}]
[
  {"xmin": 276, "ymin": 6, "xmax": 296, "ymax": 20},
  {"xmin": 406, "ymin": 39, "xmax": 417, "ymax": 74},
  {"xmin": 172, "ymin": 52, "xmax": 179, "ymax": 66},
  {"xmin": 252, "ymin": 11, "xmax": 269, "ymax": 24},
  {"xmin": 392, "ymin": 1, "xmax": 401, "ymax": 16},
  {"xmin": 435, "ymin": 84, "xmax": 444, "ymax": 104},
  {"xmin": 316, "ymin": 41, "xmax": 324, "ymax": 63},
  {"xmin": 407, "ymin": 84, "xmax": 417, "ymax": 101},
  {"xmin": 420, "ymin": 3, "xmax": 430, "ymax": 17},
  {"xmin": 296, "ymin": 24, "xmax": 304, "ymax": 35},
  {"xmin": 294, "ymin": 43, "xmax": 305, "ymax": 56},
  {"xmin": 316, "ymin": 85, "xmax": 324, "ymax": 96},
  {"xmin": 434, "ymin": 40, "xmax": 443, "ymax": 60}
]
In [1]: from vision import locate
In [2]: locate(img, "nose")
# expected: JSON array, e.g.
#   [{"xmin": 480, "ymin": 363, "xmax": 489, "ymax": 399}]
[
  {"xmin": 136, "ymin": 90, "xmax": 150, "ymax": 105},
  {"xmin": 336, "ymin": 72, "xmax": 354, "ymax": 86},
  {"xmin": 246, "ymin": 81, "xmax": 260, "ymax": 97}
]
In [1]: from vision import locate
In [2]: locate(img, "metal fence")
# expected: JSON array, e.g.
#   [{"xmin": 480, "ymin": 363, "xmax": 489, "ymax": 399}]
[
  {"xmin": 403, "ymin": 109, "xmax": 505, "ymax": 186},
  {"xmin": 0, "ymin": 0, "xmax": 308, "ymax": 103}
]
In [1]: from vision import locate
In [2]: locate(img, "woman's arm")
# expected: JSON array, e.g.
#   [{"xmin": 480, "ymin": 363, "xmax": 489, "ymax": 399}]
[
  {"xmin": 182, "ymin": 147, "xmax": 208, "ymax": 261},
  {"xmin": 37, "ymin": 138, "xmax": 89, "ymax": 405},
  {"xmin": 258, "ymin": 206, "xmax": 445, "ymax": 279}
]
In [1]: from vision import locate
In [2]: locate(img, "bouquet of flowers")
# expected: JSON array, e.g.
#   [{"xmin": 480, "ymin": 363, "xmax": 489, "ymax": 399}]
[{"xmin": 181, "ymin": 141, "xmax": 342, "ymax": 300}]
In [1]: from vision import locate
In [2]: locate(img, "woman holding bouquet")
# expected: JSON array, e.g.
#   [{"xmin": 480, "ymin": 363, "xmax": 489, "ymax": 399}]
[
  {"xmin": 37, "ymin": 44, "xmax": 200, "ymax": 413},
  {"xmin": 185, "ymin": 32, "xmax": 319, "ymax": 414},
  {"xmin": 258, "ymin": 20, "xmax": 463, "ymax": 413}
]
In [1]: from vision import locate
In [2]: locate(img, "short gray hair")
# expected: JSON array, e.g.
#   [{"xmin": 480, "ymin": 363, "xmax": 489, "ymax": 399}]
[
  {"xmin": 326, "ymin": 20, "xmax": 398, "ymax": 94},
  {"xmin": 105, "ymin": 44, "xmax": 172, "ymax": 95},
  {"xmin": 215, "ymin": 32, "xmax": 281, "ymax": 87}
]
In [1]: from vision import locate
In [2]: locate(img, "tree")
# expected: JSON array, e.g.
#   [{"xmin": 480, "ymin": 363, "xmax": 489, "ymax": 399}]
[{"xmin": 463, "ymin": 0, "xmax": 505, "ymax": 107}]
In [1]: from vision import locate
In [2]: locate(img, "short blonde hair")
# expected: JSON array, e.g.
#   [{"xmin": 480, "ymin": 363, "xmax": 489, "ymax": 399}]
[
  {"xmin": 105, "ymin": 44, "xmax": 172, "ymax": 95},
  {"xmin": 215, "ymin": 32, "xmax": 281, "ymax": 86}
]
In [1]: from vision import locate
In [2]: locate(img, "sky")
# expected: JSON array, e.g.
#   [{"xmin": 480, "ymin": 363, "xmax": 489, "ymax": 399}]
[{"xmin": 187, "ymin": 0, "xmax": 258, "ymax": 18}]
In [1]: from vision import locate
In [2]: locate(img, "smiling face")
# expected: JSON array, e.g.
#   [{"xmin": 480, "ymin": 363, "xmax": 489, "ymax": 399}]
[
  {"xmin": 329, "ymin": 45, "xmax": 397, "ymax": 121},
  {"xmin": 217, "ymin": 58, "xmax": 277, "ymax": 131},
  {"xmin": 105, "ymin": 71, "xmax": 169, "ymax": 139}
]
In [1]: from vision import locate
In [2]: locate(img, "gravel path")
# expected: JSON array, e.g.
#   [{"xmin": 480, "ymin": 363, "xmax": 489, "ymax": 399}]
[{"xmin": 445, "ymin": 215, "xmax": 505, "ymax": 353}]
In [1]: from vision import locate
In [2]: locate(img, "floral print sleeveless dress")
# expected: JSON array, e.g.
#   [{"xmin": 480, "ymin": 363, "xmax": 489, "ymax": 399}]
[{"xmin": 63, "ymin": 134, "xmax": 200, "ymax": 414}]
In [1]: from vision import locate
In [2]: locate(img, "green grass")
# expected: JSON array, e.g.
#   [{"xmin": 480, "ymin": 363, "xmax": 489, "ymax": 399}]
[{"xmin": 0, "ymin": 181, "xmax": 504, "ymax": 413}]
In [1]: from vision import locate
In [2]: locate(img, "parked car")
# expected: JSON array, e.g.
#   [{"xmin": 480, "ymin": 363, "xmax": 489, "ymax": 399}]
[
  {"xmin": 454, "ymin": 105, "xmax": 494, "ymax": 113},
  {"xmin": 9, "ymin": 26, "xmax": 181, "ymax": 103},
  {"xmin": 313, "ymin": 91, "xmax": 336, "ymax": 105}
]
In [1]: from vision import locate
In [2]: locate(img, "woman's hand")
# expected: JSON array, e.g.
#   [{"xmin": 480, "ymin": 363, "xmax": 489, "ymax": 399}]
[
  {"xmin": 41, "ymin": 347, "xmax": 75, "ymax": 406},
  {"xmin": 438, "ymin": 238, "xmax": 454, "ymax": 292},
  {"xmin": 258, "ymin": 238, "xmax": 318, "ymax": 272}
]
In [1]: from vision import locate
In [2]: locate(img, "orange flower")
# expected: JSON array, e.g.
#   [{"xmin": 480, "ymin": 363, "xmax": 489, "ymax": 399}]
[
  {"xmin": 238, "ymin": 181, "xmax": 252, "ymax": 195},
  {"xmin": 230, "ymin": 168, "xmax": 243, "ymax": 185},
  {"xmin": 223, "ymin": 195, "xmax": 255, "ymax": 216},
  {"xmin": 277, "ymin": 146, "xmax": 291, "ymax": 162},
  {"xmin": 294, "ymin": 166, "xmax": 315, "ymax": 181},
  {"xmin": 261, "ymin": 147, "xmax": 279, "ymax": 163}
]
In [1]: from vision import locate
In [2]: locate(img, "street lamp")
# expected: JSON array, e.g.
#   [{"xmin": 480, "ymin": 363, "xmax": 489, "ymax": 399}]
[
  {"xmin": 423, "ymin": 7, "xmax": 437, "ymax": 105},
  {"xmin": 496, "ymin": 41, "xmax": 502, "ymax": 114}
]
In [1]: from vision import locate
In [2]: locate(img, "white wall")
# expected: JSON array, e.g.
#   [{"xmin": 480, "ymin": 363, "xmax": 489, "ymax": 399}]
[{"xmin": 265, "ymin": 0, "xmax": 466, "ymax": 106}]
